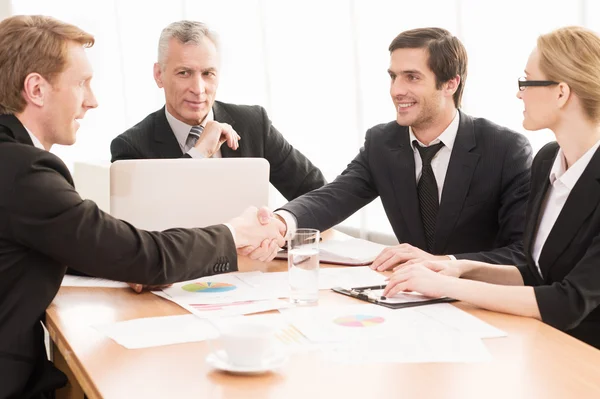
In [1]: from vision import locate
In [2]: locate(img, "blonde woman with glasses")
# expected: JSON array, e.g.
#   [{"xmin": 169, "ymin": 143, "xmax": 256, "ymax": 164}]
[{"xmin": 384, "ymin": 26, "xmax": 600, "ymax": 349}]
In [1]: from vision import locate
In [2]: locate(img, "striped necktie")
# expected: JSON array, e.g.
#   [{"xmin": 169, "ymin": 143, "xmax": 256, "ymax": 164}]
[{"xmin": 185, "ymin": 125, "xmax": 204, "ymax": 151}]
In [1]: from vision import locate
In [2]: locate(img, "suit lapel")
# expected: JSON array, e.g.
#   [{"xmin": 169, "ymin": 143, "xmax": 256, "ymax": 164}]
[
  {"xmin": 152, "ymin": 107, "xmax": 187, "ymax": 158},
  {"xmin": 213, "ymin": 101, "xmax": 241, "ymax": 158},
  {"xmin": 523, "ymin": 158, "xmax": 553, "ymax": 257},
  {"xmin": 388, "ymin": 124, "xmax": 427, "ymax": 248},
  {"xmin": 538, "ymin": 146, "xmax": 600, "ymax": 280},
  {"xmin": 434, "ymin": 111, "xmax": 479, "ymax": 253},
  {"xmin": 0, "ymin": 114, "xmax": 34, "ymax": 146}
]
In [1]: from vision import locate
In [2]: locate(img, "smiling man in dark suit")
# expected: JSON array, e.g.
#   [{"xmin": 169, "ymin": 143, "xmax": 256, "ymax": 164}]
[
  {"xmin": 0, "ymin": 16, "xmax": 285, "ymax": 398},
  {"xmin": 110, "ymin": 20, "xmax": 326, "ymax": 201},
  {"xmin": 275, "ymin": 28, "xmax": 532, "ymax": 268}
]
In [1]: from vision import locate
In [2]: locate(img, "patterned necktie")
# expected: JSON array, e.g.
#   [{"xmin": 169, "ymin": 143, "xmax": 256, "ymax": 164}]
[
  {"xmin": 414, "ymin": 140, "xmax": 445, "ymax": 252},
  {"xmin": 185, "ymin": 125, "xmax": 204, "ymax": 150}
]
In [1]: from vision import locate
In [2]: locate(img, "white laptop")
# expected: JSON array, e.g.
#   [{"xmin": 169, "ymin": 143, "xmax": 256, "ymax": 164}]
[{"xmin": 110, "ymin": 158, "xmax": 270, "ymax": 231}]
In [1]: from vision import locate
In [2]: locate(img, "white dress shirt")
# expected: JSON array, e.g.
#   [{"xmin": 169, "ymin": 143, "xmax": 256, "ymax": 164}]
[
  {"xmin": 410, "ymin": 111, "xmax": 459, "ymax": 202},
  {"xmin": 532, "ymin": 140, "xmax": 600, "ymax": 276},
  {"xmin": 24, "ymin": 127, "xmax": 45, "ymax": 150},
  {"xmin": 276, "ymin": 112, "xmax": 460, "ymax": 242},
  {"xmin": 165, "ymin": 108, "xmax": 221, "ymax": 159},
  {"xmin": 164, "ymin": 108, "xmax": 235, "ymax": 240}
]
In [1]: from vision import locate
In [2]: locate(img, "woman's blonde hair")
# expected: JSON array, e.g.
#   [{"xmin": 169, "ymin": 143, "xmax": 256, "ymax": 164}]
[
  {"xmin": 538, "ymin": 26, "xmax": 600, "ymax": 123},
  {"xmin": 0, "ymin": 15, "xmax": 94, "ymax": 115}
]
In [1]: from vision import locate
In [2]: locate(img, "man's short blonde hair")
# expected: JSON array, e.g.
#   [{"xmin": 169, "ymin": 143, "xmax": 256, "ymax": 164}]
[
  {"xmin": 0, "ymin": 15, "xmax": 94, "ymax": 115},
  {"xmin": 538, "ymin": 26, "xmax": 600, "ymax": 123}
]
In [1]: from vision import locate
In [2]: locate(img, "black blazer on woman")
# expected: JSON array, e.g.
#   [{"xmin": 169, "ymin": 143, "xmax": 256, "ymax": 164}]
[{"xmin": 519, "ymin": 141, "xmax": 600, "ymax": 349}]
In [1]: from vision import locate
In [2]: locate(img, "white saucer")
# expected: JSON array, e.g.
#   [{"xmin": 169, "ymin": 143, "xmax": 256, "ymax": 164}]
[{"xmin": 206, "ymin": 350, "xmax": 287, "ymax": 375}]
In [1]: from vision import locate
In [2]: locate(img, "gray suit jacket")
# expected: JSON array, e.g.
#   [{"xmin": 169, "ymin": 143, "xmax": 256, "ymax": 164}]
[
  {"xmin": 110, "ymin": 101, "xmax": 327, "ymax": 201},
  {"xmin": 280, "ymin": 111, "xmax": 532, "ymax": 264},
  {"xmin": 0, "ymin": 114, "xmax": 237, "ymax": 398}
]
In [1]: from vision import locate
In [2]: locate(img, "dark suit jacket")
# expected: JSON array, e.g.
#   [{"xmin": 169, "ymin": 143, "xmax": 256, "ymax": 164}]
[
  {"xmin": 280, "ymin": 111, "xmax": 532, "ymax": 264},
  {"xmin": 0, "ymin": 115, "xmax": 237, "ymax": 398},
  {"xmin": 518, "ymin": 142, "xmax": 600, "ymax": 349},
  {"xmin": 110, "ymin": 101, "xmax": 327, "ymax": 201}
]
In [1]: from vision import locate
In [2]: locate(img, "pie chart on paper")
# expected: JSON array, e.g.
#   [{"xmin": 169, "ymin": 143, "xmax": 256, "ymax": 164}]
[
  {"xmin": 333, "ymin": 314, "xmax": 385, "ymax": 327},
  {"xmin": 181, "ymin": 282, "xmax": 237, "ymax": 293}
]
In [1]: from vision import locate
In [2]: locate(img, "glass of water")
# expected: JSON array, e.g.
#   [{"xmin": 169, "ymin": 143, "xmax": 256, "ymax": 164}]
[{"xmin": 288, "ymin": 228, "xmax": 320, "ymax": 305}]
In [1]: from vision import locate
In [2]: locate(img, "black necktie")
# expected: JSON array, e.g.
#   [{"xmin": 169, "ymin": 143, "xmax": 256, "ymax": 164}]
[{"xmin": 414, "ymin": 140, "xmax": 444, "ymax": 252}]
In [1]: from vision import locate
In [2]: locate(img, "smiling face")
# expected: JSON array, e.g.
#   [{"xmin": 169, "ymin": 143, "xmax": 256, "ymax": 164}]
[
  {"xmin": 42, "ymin": 41, "xmax": 97, "ymax": 146},
  {"xmin": 388, "ymin": 47, "xmax": 457, "ymax": 132},
  {"xmin": 516, "ymin": 49, "xmax": 560, "ymax": 131},
  {"xmin": 154, "ymin": 37, "xmax": 219, "ymax": 125}
]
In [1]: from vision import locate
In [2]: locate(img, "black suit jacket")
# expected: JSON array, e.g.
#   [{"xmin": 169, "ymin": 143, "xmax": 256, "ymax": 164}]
[
  {"xmin": 110, "ymin": 101, "xmax": 327, "ymax": 201},
  {"xmin": 0, "ymin": 115, "xmax": 237, "ymax": 398},
  {"xmin": 518, "ymin": 142, "xmax": 600, "ymax": 349},
  {"xmin": 280, "ymin": 111, "xmax": 532, "ymax": 264}
]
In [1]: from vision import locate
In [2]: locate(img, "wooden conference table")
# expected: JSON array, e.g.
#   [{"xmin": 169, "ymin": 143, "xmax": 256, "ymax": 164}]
[{"xmin": 47, "ymin": 232, "xmax": 600, "ymax": 399}]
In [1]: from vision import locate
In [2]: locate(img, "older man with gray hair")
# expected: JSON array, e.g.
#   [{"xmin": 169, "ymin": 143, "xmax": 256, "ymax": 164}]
[{"xmin": 111, "ymin": 20, "xmax": 326, "ymax": 201}]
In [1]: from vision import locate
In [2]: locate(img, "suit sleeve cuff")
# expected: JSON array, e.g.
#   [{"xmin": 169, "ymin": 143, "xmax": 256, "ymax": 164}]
[
  {"xmin": 187, "ymin": 147, "xmax": 206, "ymax": 159},
  {"xmin": 275, "ymin": 210, "xmax": 297, "ymax": 239},
  {"xmin": 223, "ymin": 223, "xmax": 236, "ymax": 245}
]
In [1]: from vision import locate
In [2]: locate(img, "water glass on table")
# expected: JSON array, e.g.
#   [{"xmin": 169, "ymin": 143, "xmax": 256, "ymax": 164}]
[{"xmin": 288, "ymin": 228, "xmax": 320, "ymax": 305}]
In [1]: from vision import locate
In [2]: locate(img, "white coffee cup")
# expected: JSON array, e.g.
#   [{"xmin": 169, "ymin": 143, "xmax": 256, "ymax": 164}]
[{"xmin": 214, "ymin": 321, "xmax": 277, "ymax": 367}]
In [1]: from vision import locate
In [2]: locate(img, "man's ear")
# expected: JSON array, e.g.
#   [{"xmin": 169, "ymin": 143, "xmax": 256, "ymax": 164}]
[
  {"xmin": 153, "ymin": 63, "xmax": 164, "ymax": 88},
  {"xmin": 22, "ymin": 73, "xmax": 47, "ymax": 107},
  {"xmin": 444, "ymin": 75, "xmax": 461, "ymax": 97}
]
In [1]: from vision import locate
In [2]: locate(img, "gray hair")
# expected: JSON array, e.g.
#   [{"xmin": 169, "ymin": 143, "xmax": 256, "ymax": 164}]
[{"xmin": 157, "ymin": 20, "xmax": 219, "ymax": 67}]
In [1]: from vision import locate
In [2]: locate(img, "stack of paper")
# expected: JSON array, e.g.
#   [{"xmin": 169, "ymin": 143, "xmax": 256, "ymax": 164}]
[
  {"xmin": 61, "ymin": 275, "xmax": 129, "ymax": 288},
  {"xmin": 276, "ymin": 238, "xmax": 388, "ymax": 265},
  {"xmin": 278, "ymin": 303, "xmax": 504, "ymax": 363}
]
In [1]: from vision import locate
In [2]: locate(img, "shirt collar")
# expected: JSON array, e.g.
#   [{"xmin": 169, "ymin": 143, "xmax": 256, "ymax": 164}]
[
  {"xmin": 549, "ymin": 139, "xmax": 600, "ymax": 190},
  {"xmin": 165, "ymin": 107, "xmax": 214, "ymax": 149},
  {"xmin": 23, "ymin": 126, "xmax": 45, "ymax": 150},
  {"xmin": 409, "ymin": 111, "xmax": 459, "ymax": 150}
]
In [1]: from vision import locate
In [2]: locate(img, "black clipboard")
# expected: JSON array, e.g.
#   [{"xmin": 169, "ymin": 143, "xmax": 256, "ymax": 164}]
[{"xmin": 331, "ymin": 285, "xmax": 456, "ymax": 309}]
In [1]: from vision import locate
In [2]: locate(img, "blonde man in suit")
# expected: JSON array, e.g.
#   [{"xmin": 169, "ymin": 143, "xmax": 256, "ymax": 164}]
[
  {"xmin": 385, "ymin": 26, "xmax": 600, "ymax": 350},
  {"xmin": 0, "ymin": 16, "xmax": 284, "ymax": 398}
]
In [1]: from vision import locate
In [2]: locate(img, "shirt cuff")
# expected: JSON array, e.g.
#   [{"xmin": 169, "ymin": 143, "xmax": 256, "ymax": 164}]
[
  {"xmin": 448, "ymin": 255, "xmax": 457, "ymax": 261},
  {"xmin": 187, "ymin": 147, "xmax": 206, "ymax": 159},
  {"xmin": 274, "ymin": 210, "xmax": 297, "ymax": 239},
  {"xmin": 223, "ymin": 223, "xmax": 236, "ymax": 244}
]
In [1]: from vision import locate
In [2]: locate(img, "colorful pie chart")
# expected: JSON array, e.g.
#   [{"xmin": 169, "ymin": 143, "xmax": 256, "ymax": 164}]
[
  {"xmin": 333, "ymin": 314, "xmax": 385, "ymax": 327},
  {"xmin": 182, "ymin": 282, "xmax": 236, "ymax": 293}
]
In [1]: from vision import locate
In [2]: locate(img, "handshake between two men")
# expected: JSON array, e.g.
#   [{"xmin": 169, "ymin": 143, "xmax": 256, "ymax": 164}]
[{"xmin": 129, "ymin": 206, "xmax": 286, "ymax": 293}]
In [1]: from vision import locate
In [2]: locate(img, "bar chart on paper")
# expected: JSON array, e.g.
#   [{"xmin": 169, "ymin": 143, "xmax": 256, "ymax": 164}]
[{"xmin": 333, "ymin": 315, "xmax": 386, "ymax": 328}]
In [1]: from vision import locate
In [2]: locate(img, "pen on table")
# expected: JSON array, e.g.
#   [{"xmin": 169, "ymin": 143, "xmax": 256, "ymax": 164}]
[{"xmin": 352, "ymin": 284, "xmax": 387, "ymax": 290}]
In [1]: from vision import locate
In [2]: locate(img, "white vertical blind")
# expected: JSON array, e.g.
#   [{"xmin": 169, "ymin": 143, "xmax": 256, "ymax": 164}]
[{"xmin": 9, "ymin": 0, "xmax": 600, "ymax": 241}]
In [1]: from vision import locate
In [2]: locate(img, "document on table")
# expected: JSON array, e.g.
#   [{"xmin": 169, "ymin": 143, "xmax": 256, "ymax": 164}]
[
  {"xmin": 153, "ymin": 290, "xmax": 293, "ymax": 319},
  {"xmin": 321, "ymin": 327, "xmax": 492, "ymax": 364},
  {"xmin": 161, "ymin": 272, "xmax": 283, "ymax": 304},
  {"xmin": 368, "ymin": 289, "xmax": 448, "ymax": 304},
  {"xmin": 278, "ymin": 304, "xmax": 492, "ymax": 363},
  {"xmin": 94, "ymin": 315, "xmax": 218, "ymax": 349},
  {"xmin": 318, "ymin": 238, "xmax": 388, "ymax": 265},
  {"xmin": 61, "ymin": 275, "xmax": 129, "ymax": 288},
  {"xmin": 235, "ymin": 266, "xmax": 387, "ymax": 292},
  {"xmin": 414, "ymin": 303, "xmax": 507, "ymax": 338},
  {"xmin": 276, "ymin": 238, "xmax": 388, "ymax": 265},
  {"xmin": 279, "ymin": 304, "xmax": 428, "ymax": 342}
]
